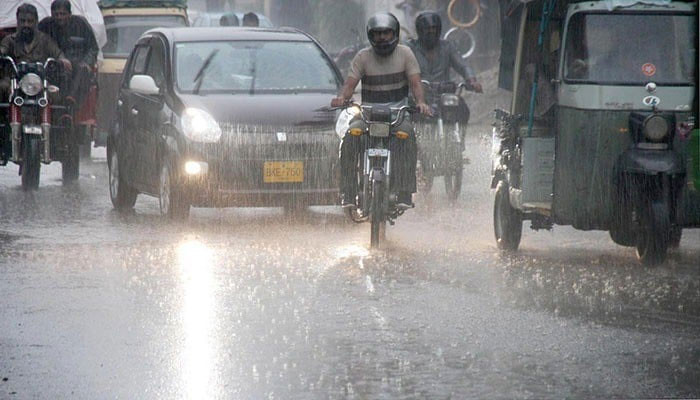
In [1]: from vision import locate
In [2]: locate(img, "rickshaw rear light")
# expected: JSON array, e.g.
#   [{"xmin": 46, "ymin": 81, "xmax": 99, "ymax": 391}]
[{"xmin": 643, "ymin": 115, "xmax": 669, "ymax": 142}]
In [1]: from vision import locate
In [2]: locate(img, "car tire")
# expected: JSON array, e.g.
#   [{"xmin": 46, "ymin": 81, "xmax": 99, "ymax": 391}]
[
  {"xmin": 159, "ymin": 162, "xmax": 190, "ymax": 220},
  {"xmin": 108, "ymin": 145, "xmax": 137, "ymax": 211}
]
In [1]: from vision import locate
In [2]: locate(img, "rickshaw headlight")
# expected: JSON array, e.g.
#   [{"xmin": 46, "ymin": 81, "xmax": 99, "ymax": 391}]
[
  {"xmin": 19, "ymin": 73, "xmax": 43, "ymax": 96},
  {"xmin": 643, "ymin": 115, "xmax": 669, "ymax": 142}
]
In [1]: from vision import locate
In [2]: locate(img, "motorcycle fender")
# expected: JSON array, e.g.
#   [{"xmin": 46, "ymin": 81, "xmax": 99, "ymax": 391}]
[{"xmin": 618, "ymin": 148, "xmax": 685, "ymax": 176}]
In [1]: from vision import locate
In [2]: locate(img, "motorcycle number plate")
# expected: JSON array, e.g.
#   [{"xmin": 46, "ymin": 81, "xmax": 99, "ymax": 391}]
[
  {"xmin": 369, "ymin": 123, "xmax": 390, "ymax": 137},
  {"xmin": 23, "ymin": 125, "xmax": 42, "ymax": 135},
  {"xmin": 367, "ymin": 148, "xmax": 389, "ymax": 157}
]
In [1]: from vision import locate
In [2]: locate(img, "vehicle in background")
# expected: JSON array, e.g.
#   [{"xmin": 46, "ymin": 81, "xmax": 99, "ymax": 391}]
[
  {"xmin": 188, "ymin": 11, "xmax": 273, "ymax": 28},
  {"xmin": 108, "ymin": 27, "xmax": 342, "ymax": 219},
  {"xmin": 491, "ymin": 0, "xmax": 697, "ymax": 265},
  {"xmin": 96, "ymin": 0, "xmax": 188, "ymax": 148}
]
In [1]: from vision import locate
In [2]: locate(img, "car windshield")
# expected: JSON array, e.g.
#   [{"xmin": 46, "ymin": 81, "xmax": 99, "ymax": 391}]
[
  {"xmin": 103, "ymin": 15, "xmax": 187, "ymax": 57},
  {"xmin": 564, "ymin": 13, "xmax": 696, "ymax": 85},
  {"xmin": 174, "ymin": 40, "xmax": 339, "ymax": 94}
]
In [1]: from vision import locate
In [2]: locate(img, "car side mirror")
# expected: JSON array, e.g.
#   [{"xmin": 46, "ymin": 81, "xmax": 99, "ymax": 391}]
[{"xmin": 129, "ymin": 74, "xmax": 160, "ymax": 96}]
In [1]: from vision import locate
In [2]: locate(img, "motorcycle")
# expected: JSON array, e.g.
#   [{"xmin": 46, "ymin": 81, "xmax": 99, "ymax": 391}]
[
  {"xmin": 330, "ymin": 102, "xmax": 417, "ymax": 248},
  {"xmin": 416, "ymin": 80, "xmax": 474, "ymax": 200},
  {"xmin": 0, "ymin": 56, "xmax": 77, "ymax": 189}
]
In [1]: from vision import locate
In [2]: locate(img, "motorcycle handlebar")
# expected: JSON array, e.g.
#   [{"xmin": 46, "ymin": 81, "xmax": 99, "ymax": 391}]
[{"xmin": 320, "ymin": 102, "xmax": 417, "ymax": 126}]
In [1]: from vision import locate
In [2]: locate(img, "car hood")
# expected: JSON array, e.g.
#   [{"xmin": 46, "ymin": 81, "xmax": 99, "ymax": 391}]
[{"xmin": 178, "ymin": 93, "xmax": 337, "ymax": 127}]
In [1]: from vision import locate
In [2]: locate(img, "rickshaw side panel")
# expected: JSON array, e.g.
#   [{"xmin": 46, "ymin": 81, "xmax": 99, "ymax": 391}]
[{"xmin": 553, "ymin": 108, "xmax": 631, "ymax": 229}]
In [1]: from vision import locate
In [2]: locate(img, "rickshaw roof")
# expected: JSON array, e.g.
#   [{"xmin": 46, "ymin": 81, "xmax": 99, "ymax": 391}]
[{"xmin": 98, "ymin": 0, "xmax": 187, "ymax": 9}]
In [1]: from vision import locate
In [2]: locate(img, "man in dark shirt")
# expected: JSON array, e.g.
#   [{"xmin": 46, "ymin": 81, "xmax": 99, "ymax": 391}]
[
  {"xmin": 38, "ymin": 0, "xmax": 98, "ymax": 106},
  {"xmin": 0, "ymin": 3, "xmax": 70, "ymax": 100}
]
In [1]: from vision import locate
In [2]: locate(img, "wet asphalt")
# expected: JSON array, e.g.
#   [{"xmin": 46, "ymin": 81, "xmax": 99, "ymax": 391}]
[{"xmin": 1, "ymin": 131, "xmax": 699, "ymax": 399}]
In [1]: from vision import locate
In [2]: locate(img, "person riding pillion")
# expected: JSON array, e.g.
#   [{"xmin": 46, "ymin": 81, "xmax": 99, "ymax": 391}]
[
  {"xmin": 38, "ymin": 0, "xmax": 99, "ymax": 108},
  {"xmin": 331, "ymin": 12, "xmax": 431, "ymax": 210},
  {"xmin": 408, "ymin": 11, "xmax": 482, "ymax": 93}
]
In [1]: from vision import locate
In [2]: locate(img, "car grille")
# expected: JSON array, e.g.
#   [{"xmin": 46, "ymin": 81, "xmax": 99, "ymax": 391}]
[{"xmin": 213, "ymin": 127, "xmax": 339, "ymax": 191}]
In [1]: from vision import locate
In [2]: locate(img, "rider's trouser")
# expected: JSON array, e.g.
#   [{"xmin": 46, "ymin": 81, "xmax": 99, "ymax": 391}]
[{"xmin": 339, "ymin": 118, "xmax": 417, "ymax": 197}]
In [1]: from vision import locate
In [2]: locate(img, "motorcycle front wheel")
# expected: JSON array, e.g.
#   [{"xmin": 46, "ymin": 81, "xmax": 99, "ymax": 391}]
[
  {"xmin": 21, "ymin": 135, "xmax": 41, "ymax": 190},
  {"xmin": 444, "ymin": 167, "xmax": 463, "ymax": 201},
  {"xmin": 370, "ymin": 177, "xmax": 385, "ymax": 248}
]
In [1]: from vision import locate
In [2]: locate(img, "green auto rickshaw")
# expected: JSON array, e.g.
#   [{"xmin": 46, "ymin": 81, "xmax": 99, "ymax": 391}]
[{"xmin": 491, "ymin": 0, "xmax": 698, "ymax": 265}]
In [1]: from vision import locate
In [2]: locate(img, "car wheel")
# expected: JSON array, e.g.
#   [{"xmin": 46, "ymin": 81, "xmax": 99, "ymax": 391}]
[
  {"xmin": 159, "ymin": 162, "xmax": 189, "ymax": 220},
  {"xmin": 108, "ymin": 145, "xmax": 137, "ymax": 210}
]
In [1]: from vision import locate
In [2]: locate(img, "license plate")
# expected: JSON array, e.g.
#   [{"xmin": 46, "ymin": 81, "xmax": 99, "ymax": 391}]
[
  {"xmin": 369, "ymin": 123, "xmax": 390, "ymax": 137},
  {"xmin": 367, "ymin": 148, "xmax": 389, "ymax": 157},
  {"xmin": 263, "ymin": 161, "xmax": 304, "ymax": 183},
  {"xmin": 23, "ymin": 125, "xmax": 42, "ymax": 135}
]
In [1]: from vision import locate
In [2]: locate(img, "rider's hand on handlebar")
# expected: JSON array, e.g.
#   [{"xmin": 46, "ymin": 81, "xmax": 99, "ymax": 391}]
[
  {"xmin": 61, "ymin": 59, "xmax": 72, "ymax": 73},
  {"xmin": 331, "ymin": 97, "xmax": 347, "ymax": 108},
  {"xmin": 467, "ymin": 78, "xmax": 483, "ymax": 93},
  {"xmin": 417, "ymin": 102, "xmax": 433, "ymax": 116}
]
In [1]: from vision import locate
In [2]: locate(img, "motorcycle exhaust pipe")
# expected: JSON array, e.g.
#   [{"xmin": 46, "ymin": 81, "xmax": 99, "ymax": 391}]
[
  {"xmin": 10, "ymin": 103, "xmax": 21, "ymax": 162},
  {"xmin": 41, "ymin": 98, "xmax": 51, "ymax": 163}
]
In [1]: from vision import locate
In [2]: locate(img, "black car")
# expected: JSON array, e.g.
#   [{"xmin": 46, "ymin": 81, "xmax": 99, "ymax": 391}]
[{"xmin": 107, "ymin": 27, "xmax": 343, "ymax": 218}]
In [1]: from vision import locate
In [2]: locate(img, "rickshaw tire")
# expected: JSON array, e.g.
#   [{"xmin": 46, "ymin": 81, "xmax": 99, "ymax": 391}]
[
  {"xmin": 609, "ymin": 226, "xmax": 636, "ymax": 247},
  {"xmin": 494, "ymin": 181, "xmax": 522, "ymax": 251},
  {"xmin": 21, "ymin": 136, "xmax": 41, "ymax": 190},
  {"xmin": 636, "ymin": 201, "xmax": 670, "ymax": 266},
  {"xmin": 669, "ymin": 227, "xmax": 682, "ymax": 249}
]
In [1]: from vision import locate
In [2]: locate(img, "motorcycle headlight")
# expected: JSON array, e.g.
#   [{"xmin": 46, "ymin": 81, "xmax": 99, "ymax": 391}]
[
  {"xmin": 643, "ymin": 115, "xmax": 669, "ymax": 142},
  {"xmin": 19, "ymin": 73, "xmax": 43, "ymax": 96},
  {"xmin": 182, "ymin": 108, "xmax": 222, "ymax": 143},
  {"xmin": 441, "ymin": 94, "xmax": 459, "ymax": 107}
]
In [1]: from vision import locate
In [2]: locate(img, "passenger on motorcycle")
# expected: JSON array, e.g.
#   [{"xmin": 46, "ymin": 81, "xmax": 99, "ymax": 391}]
[
  {"xmin": 408, "ymin": 11, "xmax": 482, "ymax": 93},
  {"xmin": 331, "ymin": 12, "xmax": 431, "ymax": 210},
  {"xmin": 407, "ymin": 11, "xmax": 481, "ymax": 149},
  {"xmin": 0, "ymin": 4, "xmax": 71, "ymax": 101},
  {"xmin": 38, "ymin": 0, "xmax": 98, "ymax": 108}
]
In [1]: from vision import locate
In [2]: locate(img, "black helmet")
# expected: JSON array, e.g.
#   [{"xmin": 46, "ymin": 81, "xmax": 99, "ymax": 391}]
[
  {"xmin": 366, "ymin": 13, "xmax": 400, "ymax": 56},
  {"xmin": 415, "ymin": 11, "xmax": 442, "ymax": 49}
]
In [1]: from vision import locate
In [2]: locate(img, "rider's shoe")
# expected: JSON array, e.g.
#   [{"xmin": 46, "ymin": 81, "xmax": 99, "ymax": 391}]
[
  {"xmin": 396, "ymin": 191, "xmax": 414, "ymax": 210},
  {"xmin": 340, "ymin": 193, "xmax": 356, "ymax": 209}
]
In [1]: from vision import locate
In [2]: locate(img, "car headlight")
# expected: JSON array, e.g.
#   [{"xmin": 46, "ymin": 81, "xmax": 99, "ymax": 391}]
[
  {"xmin": 182, "ymin": 108, "xmax": 222, "ymax": 143},
  {"xmin": 643, "ymin": 115, "xmax": 669, "ymax": 142},
  {"xmin": 441, "ymin": 94, "xmax": 459, "ymax": 107},
  {"xmin": 19, "ymin": 73, "xmax": 43, "ymax": 96}
]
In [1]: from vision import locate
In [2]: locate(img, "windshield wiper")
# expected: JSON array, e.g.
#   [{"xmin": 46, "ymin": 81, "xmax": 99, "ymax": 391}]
[{"xmin": 193, "ymin": 49, "xmax": 219, "ymax": 95}]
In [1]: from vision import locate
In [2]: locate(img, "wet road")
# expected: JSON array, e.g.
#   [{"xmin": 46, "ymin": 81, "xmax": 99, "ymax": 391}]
[{"xmin": 1, "ymin": 132, "xmax": 699, "ymax": 399}]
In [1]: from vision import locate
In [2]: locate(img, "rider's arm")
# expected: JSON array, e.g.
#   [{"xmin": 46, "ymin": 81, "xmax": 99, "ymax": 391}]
[
  {"xmin": 331, "ymin": 76, "xmax": 360, "ymax": 106},
  {"xmin": 78, "ymin": 16, "xmax": 99, "ymax": 66},
  {"xmin": 408, "ymin": 73, "xmax": 431, "ymax": 115},
  {"xmin": 448, "ymin": 41, "xmax": 482, "ymax": 92}
]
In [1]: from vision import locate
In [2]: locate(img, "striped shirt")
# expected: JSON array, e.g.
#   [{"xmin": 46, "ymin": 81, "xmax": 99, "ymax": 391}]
[{"xmin": 348, "ymin": 44, "xmax": 421, "ymax": 104}]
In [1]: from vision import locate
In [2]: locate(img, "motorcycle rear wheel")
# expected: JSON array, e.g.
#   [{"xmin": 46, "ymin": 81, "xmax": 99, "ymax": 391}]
[
  {"xmin": 21, "ymin": 135, "xmax": 41, "ymax": 190},
  {"xmin": 62, "ymin": 142, "xmax": 80, "ymax": 184}
]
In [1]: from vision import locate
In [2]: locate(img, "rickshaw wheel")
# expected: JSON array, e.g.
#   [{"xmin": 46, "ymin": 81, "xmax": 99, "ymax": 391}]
[
  {"xmin": 636, "ymin": 201, "xmax": 670, "ymax": 266},
  {"xmin": 668, "ymin": 227, "xmax": 682, "ymax": 249},
  {"xmin": 609, "ymin": 225, "xmax": 635, "ymax": 247},
  {"xmin": 494, "ymin": 181, "xmax": 522, "ymax": 251}
]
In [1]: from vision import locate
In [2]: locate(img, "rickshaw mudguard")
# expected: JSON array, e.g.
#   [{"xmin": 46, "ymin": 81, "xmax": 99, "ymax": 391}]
[{"xmin": 617, "ymin": 148, "xmax": 685, "ymax": 176}]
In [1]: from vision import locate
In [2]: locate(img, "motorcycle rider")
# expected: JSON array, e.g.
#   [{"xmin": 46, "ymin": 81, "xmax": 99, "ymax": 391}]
[
  {"xmin": 0, "ymin": 3, "xmax": 71, "ymax": 101},
  {"xmin": 331, "ymin": 12, "xmax": 431, "ymax": 209},
  {"xmin": 407, "ymin": 11, "xmax": 481, "ymax": 140},
  {"xmin": 38, "ymin": 0, "xmax": 98, "ymax": 107}
]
